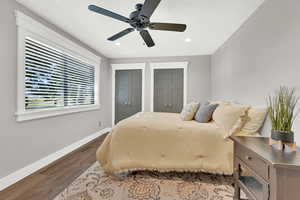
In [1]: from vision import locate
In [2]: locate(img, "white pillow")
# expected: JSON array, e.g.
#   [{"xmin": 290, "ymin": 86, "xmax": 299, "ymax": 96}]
[
  {"xmin": 208, "ymin": 100, "xmax": 231, "ymax": 106},
  {"xmin": 240, "ymin": 107, "xmax": 268, "ymax": 134},
  {"xmin": 212, "ymin": 104, "xmax": 250, "ymax": 138},
  {"xmin": 228, "ymin": 103, "xmax": 268, "ymax": 135},
  {"xmin": 180, "ymin": 102, "xmax": 200, "ymax": 121}
]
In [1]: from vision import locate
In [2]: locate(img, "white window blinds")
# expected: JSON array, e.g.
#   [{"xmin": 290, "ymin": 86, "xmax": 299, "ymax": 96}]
[{"xmin": 24, "ymin": 38, "xmax": 96, "ymax": 110}]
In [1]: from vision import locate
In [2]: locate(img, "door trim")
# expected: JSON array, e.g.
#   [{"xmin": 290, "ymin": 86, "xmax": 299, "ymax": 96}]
[
  {"xmin": 111, "ymin": 63, "xmax": 146, "ymax": 125},
  {"xmin": 150, "ymin": 62, "xmax": 188, "ymax": 112}
]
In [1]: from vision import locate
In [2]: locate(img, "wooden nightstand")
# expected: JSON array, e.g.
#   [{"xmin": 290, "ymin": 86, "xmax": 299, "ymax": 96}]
[{"xmin": 230, "ymin": 136, "xmax": 300, "ymax": 200}]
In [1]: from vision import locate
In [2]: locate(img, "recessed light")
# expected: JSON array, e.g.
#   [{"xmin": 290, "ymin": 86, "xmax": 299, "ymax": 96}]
[
  {"xmin": 185, "ymin": 38, "xmax": 192, "ymax": 43},
  {"xmin": 115, "ymin": 42, "xmax": 121, "ymax": 46}
]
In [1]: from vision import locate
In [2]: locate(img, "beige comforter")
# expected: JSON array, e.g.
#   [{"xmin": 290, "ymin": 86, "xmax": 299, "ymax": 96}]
[{"xmin": 97, "ymin": 112, "xmax": 234, "ymax": 175}]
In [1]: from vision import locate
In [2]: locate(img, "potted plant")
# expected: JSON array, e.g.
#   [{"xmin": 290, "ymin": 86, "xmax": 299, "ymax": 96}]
[{"xmin": 267, "ymin": 86, "xmax": 299, "ymax": 143}]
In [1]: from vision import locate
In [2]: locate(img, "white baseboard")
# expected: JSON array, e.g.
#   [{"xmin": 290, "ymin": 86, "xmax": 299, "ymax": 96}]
[{"xmin": 0, "ymin": 127, "xmax": 111, "ymax": 191}]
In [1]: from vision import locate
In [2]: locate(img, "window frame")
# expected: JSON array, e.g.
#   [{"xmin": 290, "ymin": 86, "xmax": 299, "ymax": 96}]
[{"xmin": 15, "ymin": 11, "xmax": 101, "ymax": 122}]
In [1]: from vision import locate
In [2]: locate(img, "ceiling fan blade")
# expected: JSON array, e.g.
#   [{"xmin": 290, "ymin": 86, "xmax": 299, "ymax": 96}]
[
  {"xmin": 140, "ymin": 30, "xmax": 155, "ymax": 47},
  {"xmin": 139, "ymin": 0, "xmax": 161, "ymax": 19},
  {"xmin": 88, "ymin": 5, "xmax": 130, "ymax": 23},
  {"xmin": 108, "ymin": 28, "xmax": 135, "ymax": 41},
  {"xmin": 149, "ymin": 23, "xmax": 187, "ymax": 32}
]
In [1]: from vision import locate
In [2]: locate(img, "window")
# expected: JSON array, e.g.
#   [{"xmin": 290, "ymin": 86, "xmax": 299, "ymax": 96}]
[
  {"xmin": 25, "ymin": 38, "xmax": 95, "ymax": 110},
  {"xmin": 16, "ymin": 11, "xmax": 101, "ymax": 121}
]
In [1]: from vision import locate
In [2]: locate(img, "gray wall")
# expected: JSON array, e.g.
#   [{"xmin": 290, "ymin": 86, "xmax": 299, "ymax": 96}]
[
  {"xmin": 0, "ymin": 0, "xmax": 112, "ymax": 179},
  {"xmin": 110, "ymin": 55, "xmax": 211, "ymax": 112},
  {"xmin": 211, "ymin": 0, "xmax": 300, "ymax": 142}
]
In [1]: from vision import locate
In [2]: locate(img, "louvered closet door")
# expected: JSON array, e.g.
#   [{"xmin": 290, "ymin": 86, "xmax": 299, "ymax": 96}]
[
  {"xmin": 115, "ymin": 69, "xmax": 142, "ymax": 124},
  {"xmin": 154, "ymin": 68, "xmax": 184, "ymax": 113}
]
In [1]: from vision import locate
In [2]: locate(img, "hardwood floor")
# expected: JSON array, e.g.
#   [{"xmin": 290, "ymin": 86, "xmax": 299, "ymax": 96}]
[{"xmin": 0, "ymin": 133, "xmax": 108, "ymax": 200}]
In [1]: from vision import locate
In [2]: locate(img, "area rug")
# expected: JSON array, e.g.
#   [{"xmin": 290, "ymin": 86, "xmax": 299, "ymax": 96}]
[{"xmin": 53, "ymin": 162, "xmax": 235, "ymax": 200}]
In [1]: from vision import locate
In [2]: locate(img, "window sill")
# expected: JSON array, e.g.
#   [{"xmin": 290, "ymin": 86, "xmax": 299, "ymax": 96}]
[{"xmin": 16, "ymin": 105, "xmax": 100, "ymax": 122}]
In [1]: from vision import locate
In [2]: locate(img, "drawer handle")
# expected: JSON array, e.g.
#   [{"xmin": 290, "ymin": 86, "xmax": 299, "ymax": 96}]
[{"xmin": 246, "ymin": 156, "xmax": 252, "ymax": 161}]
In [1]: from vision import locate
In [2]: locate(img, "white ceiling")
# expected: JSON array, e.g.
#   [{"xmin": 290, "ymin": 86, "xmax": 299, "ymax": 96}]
[{"xmin": 17, "ymin": 0, "xmax": 264, "ymax": 58}]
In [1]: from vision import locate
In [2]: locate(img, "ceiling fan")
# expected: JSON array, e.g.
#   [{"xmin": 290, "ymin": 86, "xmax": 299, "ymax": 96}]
[{"xmin": 88, "ymin": 0, "xmax": 187, "ymax": 47}]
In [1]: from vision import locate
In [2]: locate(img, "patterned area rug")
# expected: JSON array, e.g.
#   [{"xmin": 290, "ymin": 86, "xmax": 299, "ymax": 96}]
[{"xmin": 54, "ymin": 162, "xmax": 235, "ymax": 200}]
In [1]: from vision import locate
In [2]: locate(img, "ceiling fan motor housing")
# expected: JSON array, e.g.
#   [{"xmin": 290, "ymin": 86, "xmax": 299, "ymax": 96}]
[{"xmin": 129, "ymin": 4, "xmax": 149, "ymax": 30}]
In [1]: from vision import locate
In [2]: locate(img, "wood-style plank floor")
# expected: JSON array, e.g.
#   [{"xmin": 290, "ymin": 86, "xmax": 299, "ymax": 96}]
[{"xmin": 0, "ymin": 133, "xmax": 108, "ymax": 200}]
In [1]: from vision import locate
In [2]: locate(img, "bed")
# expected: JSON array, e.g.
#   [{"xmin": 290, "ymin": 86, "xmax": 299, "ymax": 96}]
[{"xmin": 97, "ymin": 112, "xmax": 235, "ymax": 175}]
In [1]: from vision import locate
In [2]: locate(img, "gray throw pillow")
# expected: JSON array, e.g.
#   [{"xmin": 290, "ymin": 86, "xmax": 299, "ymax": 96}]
[{"xmin": 195, "ymin": 103, "xmax": 219, "ymax": 123}]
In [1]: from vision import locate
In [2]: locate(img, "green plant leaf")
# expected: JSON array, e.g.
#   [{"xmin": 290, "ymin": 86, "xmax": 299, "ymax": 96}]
[{"xmin": 267, "ymin": 86, "xmax": 299, "ymax": 133}]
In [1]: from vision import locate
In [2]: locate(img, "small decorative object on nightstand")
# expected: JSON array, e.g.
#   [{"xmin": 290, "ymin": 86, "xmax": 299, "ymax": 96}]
[
  {"xmin": 231, "ymin": 136, "xmax": 300, "ymax": 200},
  {"xmin": 267, "ymin": 86, "xmax": 298, "ymax": 152},
  {"xmin": 269, "ymin": 137, "xmax": 297, "ymax": 152}
]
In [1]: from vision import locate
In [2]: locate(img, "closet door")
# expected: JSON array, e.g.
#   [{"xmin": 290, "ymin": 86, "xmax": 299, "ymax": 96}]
[
  {"xmin": 115, "ymin": 69, "xmax": 142, "ymax": 124},
  {"xmin": 153, "ymin": 68, "xmax": 184, "ymax": 113}
]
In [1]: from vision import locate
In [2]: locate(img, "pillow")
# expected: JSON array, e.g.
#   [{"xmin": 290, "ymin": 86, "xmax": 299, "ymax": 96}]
[
  {"xmin": 180, "ymin": 102, "xmax": 199, "ymax": 121},
  {"xmin": 240, "ymin": 107, "xmax": 268, "ymax": 134},
  {"xmin": 208, "ymin": 100, "xmax": 231, "ymax": 106},
  {"xmin": 233, "ymin": 131, "xmax": 261, "ymax": 137},
  {"xmin": 212, "ymin": 104, "xmax": 250, "ymax": 138},
  {"xmin": 194, "ymin": 103, "xmax": 219, "ymax": 123}
]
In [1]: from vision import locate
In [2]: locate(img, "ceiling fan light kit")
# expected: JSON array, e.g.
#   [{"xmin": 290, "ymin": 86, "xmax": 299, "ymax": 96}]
[{"xmin": 88, "ymin": 0, "xmax": 187, "ymax": 47}]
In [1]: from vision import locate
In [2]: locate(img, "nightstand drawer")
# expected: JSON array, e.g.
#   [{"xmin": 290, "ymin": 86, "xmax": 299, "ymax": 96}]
[{"xmin": 236, "ymin": 143, "xmax": 269, "ymax": 180}]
